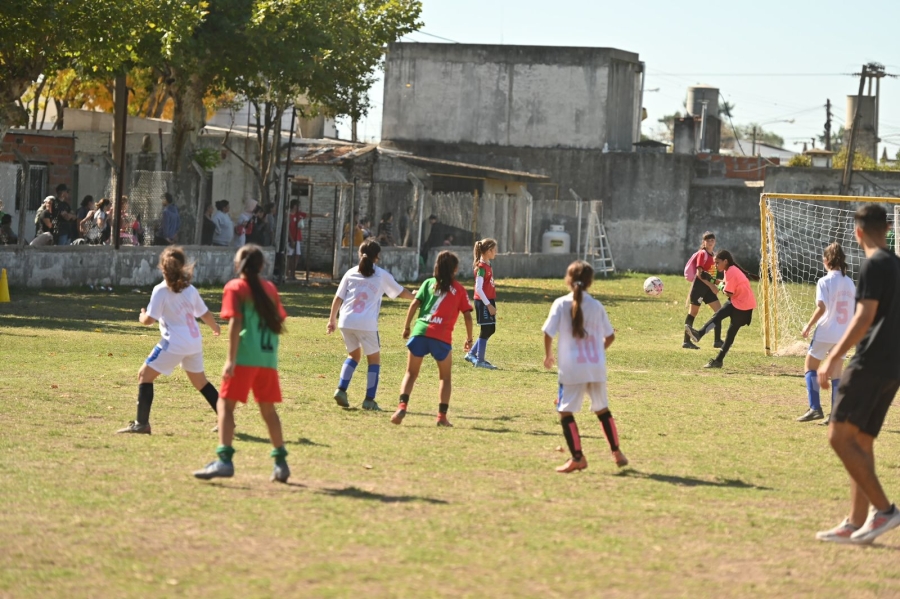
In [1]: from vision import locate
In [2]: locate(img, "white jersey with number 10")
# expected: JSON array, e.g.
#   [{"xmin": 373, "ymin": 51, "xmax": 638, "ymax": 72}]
[
  {"xmin": 814, "ymin": 270, "xmax": 857, "ymax": 344},
  {"xmin": 542, "ymin": 292, "xmax": 614, "ymax": 385},
  {"xmin": 336, "ymin": 265, "xmax": 405, "ymax": 331}
]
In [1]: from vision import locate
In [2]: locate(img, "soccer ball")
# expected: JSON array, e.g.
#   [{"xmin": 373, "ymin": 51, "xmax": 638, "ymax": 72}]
[{"xmin": 643, "ymin": 276, "xmax": 663, "ymax": 296}]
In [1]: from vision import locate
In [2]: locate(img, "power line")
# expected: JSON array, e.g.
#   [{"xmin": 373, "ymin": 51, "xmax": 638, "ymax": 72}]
[
  {"xmin": 408, "ymin": 30, "xmax": 460, "ymax": 43},
  {"xmin": 653, "ymin": 72, "xmax": 847, "ymax": 77}
]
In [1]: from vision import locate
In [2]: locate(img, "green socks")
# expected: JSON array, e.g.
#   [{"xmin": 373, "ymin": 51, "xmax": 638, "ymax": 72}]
[
  {"xmin": 216, "ymin": 445, "xmax": 235, "ymax": 463},
  {"xmin": 270, "ymin": 446, "xmax": 288, "ymax": 466}
]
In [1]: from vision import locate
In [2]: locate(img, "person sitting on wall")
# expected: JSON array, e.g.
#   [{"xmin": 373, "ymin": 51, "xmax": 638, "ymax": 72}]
[
  {"xmin": 443, "ymin": 233, "xmax": 455, "ymax": 246},
  {"xmin": 0, "ymin": 213, "xmax": 17, "ymax": 245},
  {"xmin": 377, "ymin": 212, "xmax": 395, "ymax": 246}
]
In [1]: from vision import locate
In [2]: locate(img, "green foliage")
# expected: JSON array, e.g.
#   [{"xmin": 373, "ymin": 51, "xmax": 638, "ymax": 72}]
[
  {"xmin": 786, "ymin": 154, "xmax": 812, "ymax": 167},
  {"xmin": 734, "ymin": 124, "xmax": 784, "ymax": 149},
  {"xmin": 192, "ymin": 147, "xmax": 222, "ymax": 170},
  {"xmin": 831, "ymin": 147, "xmax": 900, "ymax": 172}
]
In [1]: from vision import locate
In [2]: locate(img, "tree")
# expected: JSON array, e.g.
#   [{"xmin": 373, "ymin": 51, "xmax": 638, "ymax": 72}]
[
  {"xmin": 0, "ymin": 0, "xmax": 204, "ymax": 145},
  {"xmin": 653, "ymin": 111, "xmax": 681, "ymax": 142},
  {"xmin": 818, "ymin": 126, "xmax": 845, "ymax": 153}
]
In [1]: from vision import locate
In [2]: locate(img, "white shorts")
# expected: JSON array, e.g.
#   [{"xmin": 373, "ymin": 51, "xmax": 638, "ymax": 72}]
[
  {"xmin": 286, "ymin": 241, "xmax": 302, "ymax": 256},
  {"xmin": 144, "ymin": 344, "xmax": 204, "ymax": 376},
  {"xmin": 557, "ymin": 382, "xmax": 609, "ymax": 413},
  {"xmin": 808, "ymin": 338, "xmax": 844, "ymax": 361},
  {"xmin": 340, "ymin": 328, "xmax": 380, "ymax": 356}
]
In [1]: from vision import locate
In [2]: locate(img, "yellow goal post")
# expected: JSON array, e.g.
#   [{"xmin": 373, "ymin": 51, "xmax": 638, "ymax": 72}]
[{"xmin": 759, "ymin": 193, "xmax": 900, "ymax": 356}]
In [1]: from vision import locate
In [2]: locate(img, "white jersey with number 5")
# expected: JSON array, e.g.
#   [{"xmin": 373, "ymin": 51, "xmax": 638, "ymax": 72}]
[
  {"xmin": 145, "ymin": 282, "xmax": 210, "ymax": 355},
  {"xmin": 542, "ymin": 292, "xmax": 614, "ymax": 384},
  {"xmin": 814, "ymin": 270, "xmax": 856, "ymax": 344},
  {"xmin": 336, "ymin": 265, "xmax": 405, "ymax": 331}
]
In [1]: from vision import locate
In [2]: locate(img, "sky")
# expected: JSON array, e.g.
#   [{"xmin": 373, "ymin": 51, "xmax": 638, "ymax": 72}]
[{"xmin": 336, "ymin": 0, "xmax": 900, "ymax": 157}]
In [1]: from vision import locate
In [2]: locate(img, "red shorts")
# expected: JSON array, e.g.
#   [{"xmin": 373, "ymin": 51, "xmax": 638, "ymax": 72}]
[{"xmin": 221, "ymin": 366, "xmax": 282, "ymax": 403}]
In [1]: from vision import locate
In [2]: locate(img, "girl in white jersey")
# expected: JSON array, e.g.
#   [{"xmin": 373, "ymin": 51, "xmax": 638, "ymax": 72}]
[
  {"xmin": 797, "ymin": 242, "xmax": 856, "ymax": 423},
  {"xmin": 327, "ymin": 240, "xmax": 415, "ymax": 410},
  {"xmin": 542, "ymin": 260, "xmax": 628, "ymax": 473},
  {"xmin": 116, "ymin": 246, "xmax": 221, "ymax": 434}
]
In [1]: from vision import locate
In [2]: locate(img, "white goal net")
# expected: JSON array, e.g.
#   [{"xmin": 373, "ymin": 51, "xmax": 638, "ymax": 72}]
[{"xmin": 759, "ymin": 193, "xmax": 900, "ymax": 356}]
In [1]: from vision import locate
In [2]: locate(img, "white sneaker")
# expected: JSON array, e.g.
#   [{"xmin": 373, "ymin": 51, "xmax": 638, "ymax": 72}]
[
  {"xmin": 850, "ymin": 505, "xmax": 900, "ymax": 544},
  {"xmin": 815, "ymin": 518, "xmax": 859, "ymax": 543}
]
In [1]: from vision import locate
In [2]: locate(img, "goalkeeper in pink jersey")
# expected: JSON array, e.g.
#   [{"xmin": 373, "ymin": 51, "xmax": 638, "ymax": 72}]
[
  {"xmin": 391, "ymin": 251, "xmax": 473, "ymax": 427},
  {"xmin": 327, "ymin": 240, "xmax": 415, "ymax": 411},
  {"xmin": 543, "ymin": 260, "xmax": 627, "ymax": 473}
]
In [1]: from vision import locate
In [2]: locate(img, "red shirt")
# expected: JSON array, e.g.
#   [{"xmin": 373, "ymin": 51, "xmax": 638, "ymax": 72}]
[
  {"xmin": 289, "ymin": 211, "xmax": 307, "ymax": 243},
  {"xmin": 694, "ymin": 250, "xmax": 716, "ymax": 280},
  {"xmin": 474, "ymin": 260, "xmax": 496, "ymax": 300}
]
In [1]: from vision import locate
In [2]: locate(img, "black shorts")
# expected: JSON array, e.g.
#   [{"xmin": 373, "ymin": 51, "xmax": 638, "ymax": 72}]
[
  {"xmin": 475, "ymin": 299, "xmax": 496, "ymax": 326},
  {"xmin": 832, "ymin": 366, "xmax": 900, "ymax": 438},
  {"xmin": 689, "ymin": 278, "xmax": 719, "ymax": 307}
]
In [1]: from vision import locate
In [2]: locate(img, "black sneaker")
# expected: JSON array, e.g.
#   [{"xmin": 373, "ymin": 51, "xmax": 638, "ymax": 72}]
[
  {"xmin": 682, "ymin": 341, "xmax": 700, "ymax": 350},
  {"xmin": 685, "ymin": 325, "xmax": 703, "ymax": 344},
  {"xmin": 797, "ymin": 408, "xmax": 824, "ymax": 422},
  {"xmin": 703, "ymin": 359, "xmax": 723, "ymax": 369},
  {"xmin": 713, "ymin": 340, "xmax": 724, "ymax": 349},
  {"xmin": 116, "ymin": 421, "xmax": 151, "ymax": 434}
]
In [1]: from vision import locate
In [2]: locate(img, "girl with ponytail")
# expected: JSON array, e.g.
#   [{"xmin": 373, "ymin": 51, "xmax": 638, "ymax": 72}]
[
  {"xmin": 685, "ymin": 250, "xmax": 757, "ymax": 368},
  {"xmin": 466, "ymin": 238, "xmax": 500, "ymax": 368},
  {"xmin": 194, "ymin": 244, "xmax": 291, "ymax": 484},
  {"xmin": 117, "ymin": 246, "xmax": 221, "ymax": 436},
  {"xmin": 327, "ymin": 240, "xmax": 415, "ymax": 411},
  {"xmin": 682, "ymin": 231, "xmax": 723, "ymax": 350},
  {"xmin": 542, "ymin": 260, "xmax": 627, "ymax": 473},
  {"xmin": 392, "ymin": 250, "xmax": 474, "ymax": 427}
]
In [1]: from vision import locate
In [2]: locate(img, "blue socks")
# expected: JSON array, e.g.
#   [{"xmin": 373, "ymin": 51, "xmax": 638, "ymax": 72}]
[
  {"xmin": 805, "ymin": 371, "xmax": 820, "ymax": 411},
  {"xmin": 338, "ymin": 358, "xmax": 358, "ymax": 391},
  {"xmin": 477, "ymin": 338, "xmax": 488, "ymax": 362},
  {"xmin": 366, "ymin": 364, "xmax": 380, "ymax": 400},
  {"xmin": 831, "ymin": 378, "xmax": 840, "ymax": 414}
]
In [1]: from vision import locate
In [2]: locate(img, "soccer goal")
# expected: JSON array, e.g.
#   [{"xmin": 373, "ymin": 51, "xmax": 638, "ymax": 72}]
[{"xmin": 759, "ymin": 193, "xmax": 900, "ymax": 356}]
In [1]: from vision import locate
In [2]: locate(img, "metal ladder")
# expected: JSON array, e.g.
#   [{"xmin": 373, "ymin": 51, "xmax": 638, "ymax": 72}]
[{"xmin": 586, "ymin": 202, "xmax": 616, "ymax": 277}]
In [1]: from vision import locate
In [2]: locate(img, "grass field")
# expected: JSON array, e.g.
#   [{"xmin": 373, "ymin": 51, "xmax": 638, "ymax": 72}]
[{"xmin": 3, "ymin": 273, "xmax": 900, "ymax": 598}]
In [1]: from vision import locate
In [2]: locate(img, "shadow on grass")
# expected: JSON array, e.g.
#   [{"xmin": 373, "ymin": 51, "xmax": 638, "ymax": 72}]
[
  {"xmin": 526, "ymin": 429, "xmax": 602, "ymax": 439},
  {"xmin": 453, "ymin": 414, "xmax": 518, "ymax": 423},
  {"xmin": 234, "ymin": 432, "xmax": 329, "ymax": 447},
  {"xmin": 470, "ymin": 426, "xmax": 515, "ymax": 434},
  {"xmin": 616, "ymin": 468, "xmax": 773, "ymax": 490},
  {"xmin": 317, "ymin": 485, "xmax": 448, "ymax": 504}
]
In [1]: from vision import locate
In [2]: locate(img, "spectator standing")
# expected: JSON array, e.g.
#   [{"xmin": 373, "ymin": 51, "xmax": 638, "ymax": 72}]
[
  {"xmin": 0, "ymin": 214, "xmax": 17, "ymax": 244},
  {"xmin": 76, "ymin": 196, "xmax": 95, "ymax": 238},
  {"xmin": 155, "ymin": 192, "xmax": 180, "ymax": 245},
  {"xmin": 211, "ymin": 200, "xmax": 234, "ymax": 247},
  {"xmin": 377, "ymin": 212, "xmax": 395, "ymax": 246},
  {"xmin": 287, "ymin": 200, "xmax": 308, "ymax": 278},
  {"xmin": 55, "ymin": 184, "xmax": 76, "ymax": 246},
  {"xmin": 201, "ymin": 203, "xmax": 215, "ymax": 245},
  {"xmin": 233, "ymin": 199, "xmax": 257, "ymax": 247},
  {"xmin": 94, "ymin": 198, "xmax": 112, "ymax": 245}
]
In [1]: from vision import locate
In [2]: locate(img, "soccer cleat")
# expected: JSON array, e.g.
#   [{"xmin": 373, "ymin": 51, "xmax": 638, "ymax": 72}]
[
  {"xmin": 193, "ymin": 460, "xmax": 234, "ymax": 480},
  {"xmin": 819, "ymin": 416, "xmax": 831, "ymax": 426},
  {"xmin": 713, "ymin": 340, "xmax": 724, "ymax": 349},
  {"xmin": 271, "ymin": 462, "xmax": 290, "ymax": 483},
  {"xmin": 797, "ymin": 408, "xmax": 824, "ymax": 422},
  {"xmin": 436, "ymin": 416, "xmax": 453, "ymax": 427},
  {"xmin": 390, "ymin": 406, "xmax": 407, "ymax": 425},
  {"xmin": 612, "ymin": 450, "xmax": 629, "ymax": 468},
  {"xmin": 682, "ymin": 341, "xmax": 700, "ymax": 350},
  {"xmin": 333, "ymin": 389, "xmax": 350, "ymax": 408},
  {"xmin": 464, "ymin": 352, "xmax": 478, "ymax": 365},
  {"xmin": 685, "ymin": 325, "xmax": 703, "ymax": 344},
  {"xmin": 116, "ymin": 421, "xmax": 151, "ymax": 435},
  {"xmin": 703, "ymin": 359, "xmax": 723, "ymax": 369},
  {"xmin": 361, "ymin": 398, "xmax": 382, "ymax": 411},
  {"xmin": 555, "ymin": 457, "xmax": 588, "ymax": 473},
  {"xmin": 849, "ymin": 505, "xmax": 900, "ymax": 544},
  {"xmin": 816, "ymin": 518, "xmax": 860, "ymax": 543},
  {"xmin": 475, "ymin": 360, "xmax": 498, "ymax": 370}
]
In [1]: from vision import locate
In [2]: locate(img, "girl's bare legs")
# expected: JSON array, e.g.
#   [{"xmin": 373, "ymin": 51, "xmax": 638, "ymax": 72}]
[
  {"xmin": 393, "ymin": 352, "xmax": 423, "ymax": 424},
  {"xmin": 435, "ymin": 354, "xmax": 453, "ymax": 426}
]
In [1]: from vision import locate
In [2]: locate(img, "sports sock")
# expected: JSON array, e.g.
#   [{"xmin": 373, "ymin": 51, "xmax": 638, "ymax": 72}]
[
  {"xmin": 398, "ymin": 393, "xmax": 410, "ymax": 409},
  {"xmin": 684, "ymin": 314, "xmax": 695, "ymax": 343},
  {"xmin": 831, "ymin": 379, "xmax": 840, "ymax": 413},
  {"xmin": 560, "ymin": 415, "xmax": 584, "ymax": 460},
  {"xmin": 470, "ymin": 338, "xmax": 482, "ymax": 357},
  {"xmin": 714, "ymin": 320, "xmax": 722, "ymax": 343},
  {"xmin": 216, "ymin": 445, "xmax": 235, "ymax": 463},
  {"xmin": 805, "ymin": 371, "xmax": 821, "ymax": 411},
  {"xmin": 477, "ymin": 338, "xmax": 488, "ymax": 362},
  {"xmin": 338, "ymin": 358, "xmax": 358, "ymax": 391},
  {"xmin": 270, "ymin": 446, "xmax": 288, "ymax": 466},
  {"xmin": 366, "ymin": 364, "xmax": 380, "ymax": 400},
  {"xmin": 200, "ymin": 382, "xmax": 219, "ymax": 412},
  {"xmin": 136, "ymin": 383, "xmax": 154, "ymax": 425},
  {"xmin": 438, "ymin": 402, "xmax": 449, "ymax": 416},
  {"xmin": 598, "ymin": 411, "xmax": 620, "ymax": 452}
]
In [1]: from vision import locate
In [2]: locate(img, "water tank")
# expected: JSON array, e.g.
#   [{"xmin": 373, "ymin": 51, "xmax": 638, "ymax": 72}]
[
  {"xmin": 846, "ymin": 95, "xmax": 877, "ymax": 131},
  {"xmin": 686, "ymin": 85, "xmax": 720, "ymax": 118},
  {"xmin": 542, "ymin": 225, "xmax": 571, "ymax": 254}
]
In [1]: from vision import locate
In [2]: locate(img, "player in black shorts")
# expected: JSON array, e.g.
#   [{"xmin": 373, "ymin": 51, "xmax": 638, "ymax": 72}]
[
  {"xmin": 683, "ymin": 232, "xmax": 723, "ymax": 349},
  {"xmin": 816, "ymin": 204, "xmax": 900, "ymax": 544}
]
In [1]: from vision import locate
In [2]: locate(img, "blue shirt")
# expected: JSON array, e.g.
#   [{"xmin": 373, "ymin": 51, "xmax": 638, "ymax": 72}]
[{"xmin": 159, "ymin": 204, "xmax": 180, "ymax": 241}]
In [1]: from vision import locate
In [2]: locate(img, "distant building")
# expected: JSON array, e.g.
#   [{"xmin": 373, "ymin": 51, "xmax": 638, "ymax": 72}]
[{"xmin": 723, "ymin": 140, "xmax": 797, "ymax": 161}]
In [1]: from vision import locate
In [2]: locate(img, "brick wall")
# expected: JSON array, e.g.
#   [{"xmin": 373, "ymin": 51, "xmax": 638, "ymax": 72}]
[{"xmin": 1, "ymin": 132, "xmax": 76, "ymax": 201}]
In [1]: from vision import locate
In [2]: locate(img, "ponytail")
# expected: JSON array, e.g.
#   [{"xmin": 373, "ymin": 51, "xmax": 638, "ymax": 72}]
[
  {"xmin": 565, "ymin": 260, "xmax": 594, "ymax": 339},
  {"xmin": 433, "ymin": 250, "xmax": 458, "ymax": 294},
  {"xmin": 473, "ymin": 238, "xmax": 497, "ymax": 269},
  {"xmin": 159, "ymin": 246, "xmax": 193, "ymax": 293},
  {"xmin": 235, "ymin": 244, "xmax": 284, "ymax": 334},
  {"xmin": 358, "ymin": 239, "xmax": 380, "ymax": 277}
]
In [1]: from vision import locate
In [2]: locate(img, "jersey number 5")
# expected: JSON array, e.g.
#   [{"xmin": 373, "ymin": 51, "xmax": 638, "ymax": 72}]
[{"xmin": 836, "ymin": 300, "xmax": 850, "ymax": 325}]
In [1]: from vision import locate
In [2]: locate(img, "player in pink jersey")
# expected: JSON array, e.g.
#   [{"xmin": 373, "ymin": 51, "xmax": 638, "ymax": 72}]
[
  {"xmin": 194, "ymin": 245, "xmax": 291, "ymax": 483},
  {"xmin": 391, "ymin": 251, "xmax": 473, "ymax": 427},
  {"xmin": 686, "ymin": 250, "xmax": 757, "ymax": 368},
  {"xmin": 116, "ymin": 246, "xmax": 221, "ymax": 435},
  {"xmin": 465, "ymin": 238, "xmax": 500, "ymax": 369},
  {"xmin": 543, "ymin": 260, "xmax": 627, "ymax": 473}
]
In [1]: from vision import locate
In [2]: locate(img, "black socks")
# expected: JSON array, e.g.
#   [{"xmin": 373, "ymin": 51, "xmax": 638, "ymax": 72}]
[
  {"xmin": 684, "ymin": 315, "xmax": 695, "ymax": 343},
  {"xmin": 560, "ymin": 415, "xmax": 584, "ymax": 460},
  {"xmin": 136, "ymin": 383, "xmax": 154, "ymax": 425},
  {"xmin": 200, "ymin": 382, "xmax": 219, "ymax": 413}
]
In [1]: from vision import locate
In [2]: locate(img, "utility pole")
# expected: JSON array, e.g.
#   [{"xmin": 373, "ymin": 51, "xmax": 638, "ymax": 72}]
[
  {"xmin": 824, "ymin": 99, "xmax": 832, "ymax": 151},
  {"xmin": 841, "ymin": 65, "xmax": 868, "ymax": 195},
  {"xmin": 752, "ymin": 125, "xmax": 757, "ymax": 156}
]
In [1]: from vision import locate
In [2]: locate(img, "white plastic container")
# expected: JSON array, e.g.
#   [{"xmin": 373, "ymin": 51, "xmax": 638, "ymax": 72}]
[{"xmin": 542, "ymin": 225, "xmax": 571, "ymax": 254}]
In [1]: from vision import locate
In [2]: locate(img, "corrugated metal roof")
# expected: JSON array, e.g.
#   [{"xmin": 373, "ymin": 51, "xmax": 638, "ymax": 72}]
[{"xmin": 291, "ymin": 143, "xmax": 377, "ymax": 164}]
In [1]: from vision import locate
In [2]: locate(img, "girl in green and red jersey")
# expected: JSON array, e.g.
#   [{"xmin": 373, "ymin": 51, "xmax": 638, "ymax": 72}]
[
  {"xmin": 194, "ymin": 244, "xmax": 291, "ymax": 483},
  {"xmin": 465, "ymin": 237, "xmax": 499, "ymax": 369},
  {"xmin": 391, "ymin": 251, "xmax": 474, "ymax": 427}
]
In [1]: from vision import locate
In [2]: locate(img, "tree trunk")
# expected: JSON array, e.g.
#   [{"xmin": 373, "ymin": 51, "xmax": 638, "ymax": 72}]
[
  {"xmin": 0, "ymin": 84, "xmax": 32, "ymax": 155},
  {"xmin": 168, "ymin": 70, "xmax": 207, "ymax": 175}
]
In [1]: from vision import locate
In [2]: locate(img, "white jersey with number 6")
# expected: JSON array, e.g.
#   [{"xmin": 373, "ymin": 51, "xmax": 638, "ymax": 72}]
[
  {"xmin": 813, "ymin": 270, "xmax": 856, "ymax": 344},
  {"xmin": 145, "ymin": 282, "xmax": 210, "ymax": 355},
  {"xmin": 336, "ymin": 265, "xmax": 405, "ymax": 331},
  {"xmin": 542, "ymin": 292, "xmax": 614, "ymax": 385}
]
